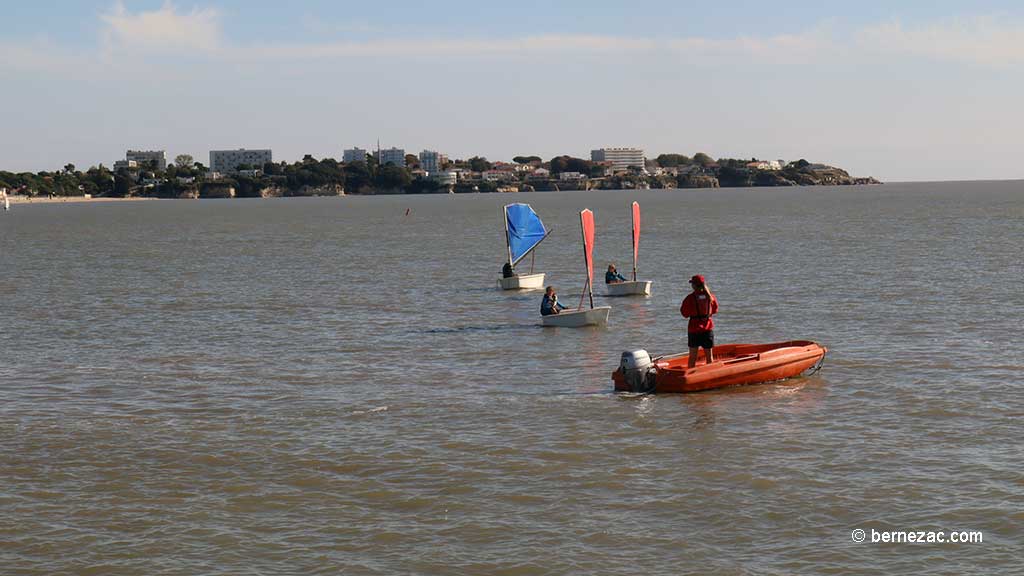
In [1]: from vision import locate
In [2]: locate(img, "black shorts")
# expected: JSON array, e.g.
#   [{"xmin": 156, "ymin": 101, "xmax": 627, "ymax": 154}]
[{"xmin": 688, "ymin": 330, "xmax": 714, "ymax": 349}]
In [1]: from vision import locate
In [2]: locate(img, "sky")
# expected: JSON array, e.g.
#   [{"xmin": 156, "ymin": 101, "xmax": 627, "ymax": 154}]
[{"xmin": 2, "ymin": 0, "xmax": 1024, "ymax": 181}]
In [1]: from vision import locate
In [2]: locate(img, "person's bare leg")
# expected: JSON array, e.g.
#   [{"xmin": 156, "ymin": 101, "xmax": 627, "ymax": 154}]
[
  {"xmin": 705, "ymin": 347, "xmax": 714, "ymax": 365},
  {"xmin": 688, "ymin": 347, "xmax": 699, "ymax": 368}
]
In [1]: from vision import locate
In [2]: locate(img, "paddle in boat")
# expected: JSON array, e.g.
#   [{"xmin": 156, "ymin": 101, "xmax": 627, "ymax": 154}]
[
  {"xmin": 498, "ymin": 203, "xmax": 550, "ymax": 290},
  {"xmin": 542, "ymin": 209, "xmax": 611, "ymax": 327},
  {"xmin": 613, "ymin": 340, "xmax": 827, "ymax": 393},
  {"xmin": 606, "ymin": 201, "xmax": 652, "ymax": 296}
]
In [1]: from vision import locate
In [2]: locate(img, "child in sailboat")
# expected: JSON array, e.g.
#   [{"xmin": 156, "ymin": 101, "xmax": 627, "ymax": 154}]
[
  {"xmin": 541, "ymin": 286, "xmax": 567, "ymax": 316},
  {"xmin": 605, "ymin": 264, "xmax": 626, "ymax": 284}
]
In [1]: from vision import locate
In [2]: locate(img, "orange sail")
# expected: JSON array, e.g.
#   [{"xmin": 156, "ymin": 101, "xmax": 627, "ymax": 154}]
[
  {"xmin": 580, "ymin": 209, "xmax": 595, "ymax": 308},
  {"xmin": 631, "ymin": 201, "xmax": 640, "ymax": 281}
]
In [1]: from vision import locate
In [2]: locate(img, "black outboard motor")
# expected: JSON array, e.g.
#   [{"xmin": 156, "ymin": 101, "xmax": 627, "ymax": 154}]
[{"xmin": 619, "ymin": 350, "xmax": 656, "ymax": 393}]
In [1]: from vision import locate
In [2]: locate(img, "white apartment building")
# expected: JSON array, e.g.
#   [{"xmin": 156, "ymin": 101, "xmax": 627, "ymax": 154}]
[
  {"xmin": 559, "ymin": 171, "xmax": 586, "ymax": 181},
  {"xmin": 126, "ymin": 150, "xmax": 167, "ymax": 170},
  {"xmin": 209, "ymin": 149, "xmax": 273, "ymax": 173},
  {"xmin": 343, "ymin": 148, "xmax": 369, "ymax": 163},
  {"xmin": 747, "ymin": 160, "xmax": 783, "ymax": 171},
  {"xmin": 482, "ymin": 170, "xmax": 515, "ymax": 182},
  {"xmin": 375, "ymin": 147, "xmax": 406, "ymax": 167},
  {"xmin": 113, "ymin": 159, "xmax": 139, "ymax": 171},
  {"xmin": 419, "ymin": 150, "xmax": 448, "ymax": 173},
  {"xmin": 590, "ymin": 148, "xmax": 645, "ymax": 173},
  {"xmin": 431, "ymin": 171, "xmax": 457, "ymax": 186}
]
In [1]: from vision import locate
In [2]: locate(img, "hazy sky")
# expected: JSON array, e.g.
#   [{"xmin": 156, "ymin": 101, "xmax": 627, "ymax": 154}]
[{"xmin": 3, "ymin": 0, "xmax": 1024, "ymax": 181}]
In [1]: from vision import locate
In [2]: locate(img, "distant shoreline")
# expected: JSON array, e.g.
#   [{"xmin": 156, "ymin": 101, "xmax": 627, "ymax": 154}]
[{"xmin": 5, "ymin": 195, "xmax": 157, "ymax": 205}]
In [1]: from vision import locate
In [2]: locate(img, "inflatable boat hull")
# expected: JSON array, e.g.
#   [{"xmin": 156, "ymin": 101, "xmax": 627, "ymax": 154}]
[{"xmin": 612, "ymin": 340, "xmax": 827, "ymax": 393}]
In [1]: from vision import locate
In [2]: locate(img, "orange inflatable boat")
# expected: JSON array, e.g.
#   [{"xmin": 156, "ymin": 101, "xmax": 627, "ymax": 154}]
[{"xmin": 613, "ymin": 340, "xmax": 827, "ymax": 393}]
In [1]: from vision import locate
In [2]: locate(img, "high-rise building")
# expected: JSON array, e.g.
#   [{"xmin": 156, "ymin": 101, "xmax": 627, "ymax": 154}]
[
  {"xmin": 590, "ymin": 148, "xmax": 645, "ymax": 173},
  {"xmin": 343, "ymin": 148, "xmax": 369, "ymax": 163},
  {"xmin": 126, "ymin": 150, "xmax": 167, "ymax": 170},
  {"xmin": 209, "ymin": 149, "xmax": 273, "ymax": 173},
  {"xmin": 375, "ymin": 147, "xmax": 406, "ymax": 167},
  {"xmin": 418, "ymin": 150, "xmax": 447, "ymax": 172}
]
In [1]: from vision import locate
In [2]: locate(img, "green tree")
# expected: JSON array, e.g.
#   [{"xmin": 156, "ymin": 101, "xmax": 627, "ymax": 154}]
[
  {"xmin": 513, "ymin": 155, "xmax": 542, "ymax": 164},
  {"xmin": 468, "ymin": 156, "xmax": 491, "ymax": 172},
  {"xmin": 549, "ymin": 156, "xmax": 569, "ymax": 174},
  {"xmin": 549, "ymin": 155, "xmax": 591, "ymax": 174},
  {"xmin": 344, "ymin": 161, "xmax": 373, "ymax": 193},
  {"xmin": 63, "ymin": 163, "xmax": 76, "ymax": 174},
  {"xmin": 375, "ymin": 164, "xmax": 412, "ymax": 190},
  {"xmin": 113, "ymin": 174, "xmax": 133, "ymax": 197},
  {"xmin": 565, "ymin": 157, "xmax": 592, "ymax": 174},
  {"xmin": 656, "ymin": 154, "xmax": 690, "ymax": 167},
  {"xmin": 692, "ymin": 152, "xmax": 715, "ymax": 166}
]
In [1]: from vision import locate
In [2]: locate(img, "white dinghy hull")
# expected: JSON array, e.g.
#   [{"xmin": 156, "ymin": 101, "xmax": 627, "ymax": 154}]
[
  {"xmin": 498, "ymin": 272, "xmax": 546, "ymax": 290},
  {"xmin": 605, "ymin": 280, "xmax": 652, "ymax": 297},
  {"xmin": 541, "ymin": 306, "xmax": 611, "ymax": 327}
]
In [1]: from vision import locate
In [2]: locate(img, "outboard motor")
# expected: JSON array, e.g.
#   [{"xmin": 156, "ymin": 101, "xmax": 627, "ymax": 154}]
[{"xmin": 620, "ymin": 350, "xmax": 656, "ymax": 393}]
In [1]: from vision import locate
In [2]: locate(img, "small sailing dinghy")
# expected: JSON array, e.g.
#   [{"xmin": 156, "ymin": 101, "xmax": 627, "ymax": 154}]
[
  {"xmin": 498, "ymin": 203, "xmax": 550, "ymax": 290},
  {"xmin": 542, "ymin": 209, "xmax": 611, "ymax": 327},
  {"xmin": 606, "ymin": 201, "xmax": 651, "ymax": 296}
]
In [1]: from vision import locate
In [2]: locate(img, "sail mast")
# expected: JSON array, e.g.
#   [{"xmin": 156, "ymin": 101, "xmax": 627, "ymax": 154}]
[{"xmin": 504, "ymin": 205, "xmax": 513, "ymax": 266}]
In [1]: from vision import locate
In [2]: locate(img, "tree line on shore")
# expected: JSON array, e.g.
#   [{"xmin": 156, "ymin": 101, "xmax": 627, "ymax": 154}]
[{"xmin": 0, "ymin": 151, "xmax": 872, "ymax": 197}]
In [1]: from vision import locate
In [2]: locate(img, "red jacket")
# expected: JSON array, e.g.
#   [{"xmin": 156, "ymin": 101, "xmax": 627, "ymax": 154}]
[{"xmin": 680, "ymin": 291, "xmax": 718, "ymax": 333}]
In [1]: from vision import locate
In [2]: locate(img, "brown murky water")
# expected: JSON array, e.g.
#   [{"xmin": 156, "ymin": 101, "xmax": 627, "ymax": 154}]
[{"xmin": 1, "ymin": 182, "xmax": 1021, "ymax": 574}]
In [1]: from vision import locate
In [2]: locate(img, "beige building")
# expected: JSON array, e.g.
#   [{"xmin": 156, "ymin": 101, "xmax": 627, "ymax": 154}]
[
  {"xmin": 209, "ymin": 149, "xmax": 273, "ymax": 173},
  {"xmin": 591, "ymin": 148, "xmax": 645, "ymax": 173},
  {"xmin": 343, "ymin": 148, "xmax": 369, "ymax": 163},
  {"xmin": 126, "ymin": 150, "xmax": 167, "ymax": 170},
  {"xmin": 419, "ymin": 150, "xmax": 448, "ymax": 173},
  {"xmin": 375, "ymin": 147, "xmax": 406, "ymax": 167}
]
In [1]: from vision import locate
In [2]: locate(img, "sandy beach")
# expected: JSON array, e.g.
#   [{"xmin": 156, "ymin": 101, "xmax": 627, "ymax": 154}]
[{"xmin": 4, "ymin": 195, "xmax": 157, "ymax": 205}]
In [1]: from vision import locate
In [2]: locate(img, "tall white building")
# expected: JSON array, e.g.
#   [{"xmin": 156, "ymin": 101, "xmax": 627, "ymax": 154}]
[
  {"xmin": 591, "ymin": 148, "xmax": 645, "ymax": 173},
  {"xmin": 375, "ymin": 147, "xmax": 406, "ymax": 167},
  {"xmin": 419, "ymin": 150, "xmax": 447, "ymax": 172},
  {"xmin": 209, "ymin": 149, "xmax": 273, "ymax": 173},
  {"xmin": 126, "ymin": 150, "xmax": 167, "ymax": 170},
  {"xmin": 343, "ymin": 148, "xmax": 369, "ymax": 163}
]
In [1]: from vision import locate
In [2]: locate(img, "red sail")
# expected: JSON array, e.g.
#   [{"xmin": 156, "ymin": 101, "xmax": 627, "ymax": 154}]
[
  {"xmin": 580, "ymin": 209, "xmax": 595, "ymax": 287},
  {"xmin": 631, "ymin": 201, "xmax": 640, "ymax": 275}
]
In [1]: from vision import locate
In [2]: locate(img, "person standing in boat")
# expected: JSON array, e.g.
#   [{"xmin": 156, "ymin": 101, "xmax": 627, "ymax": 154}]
[
  {"xmin": 541, "ymin": 286, "xmax": 567, "ymax": 316},
  {"xmin": 605, "ymin": 264, "xmax": 627, "ymax": 284},
  {"xmin": 680, "ymin": 274, "xmax": 718, "ymax": 368}
]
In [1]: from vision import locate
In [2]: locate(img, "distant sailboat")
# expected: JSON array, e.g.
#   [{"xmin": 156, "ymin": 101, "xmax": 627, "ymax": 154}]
[
  {"xmin": 542, "ymin": 209, "xmax": 611, "ymax": 327},
  {"xmin": 2, "ymin": 192, "xmax": 9, "ymax": 211},
  {"xmin": 498, "ymin": 203, "xmax": 550, "ymax": 290},
  {"xmin": 606, "ymin": 201, "xmax": 652, "ymax": 296}
]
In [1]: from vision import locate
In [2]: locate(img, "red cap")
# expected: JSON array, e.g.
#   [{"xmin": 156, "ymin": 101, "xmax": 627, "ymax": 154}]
[{"xmin": 690, "ymin": 274, "xmax": 705, "ymax": 285}]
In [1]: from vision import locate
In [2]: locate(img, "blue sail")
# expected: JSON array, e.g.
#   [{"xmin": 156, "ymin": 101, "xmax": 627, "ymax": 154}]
[{"xmin": 505, "ymin": 203, "xmax": 549, "ymax": 266}]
